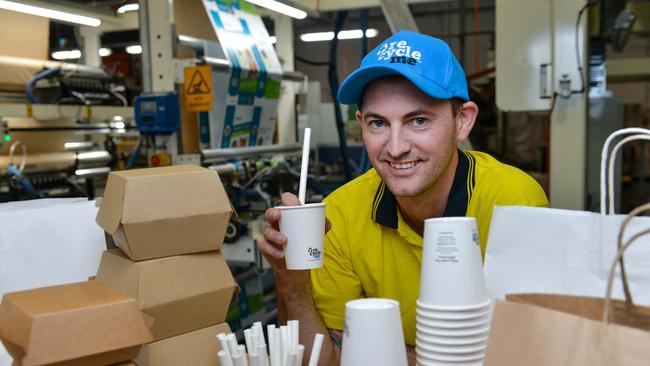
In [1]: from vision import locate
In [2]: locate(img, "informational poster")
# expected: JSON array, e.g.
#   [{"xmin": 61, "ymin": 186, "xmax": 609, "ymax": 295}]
[{"xmin": 202, "ymin": 0, "xmax": 283, "ymax": 148}]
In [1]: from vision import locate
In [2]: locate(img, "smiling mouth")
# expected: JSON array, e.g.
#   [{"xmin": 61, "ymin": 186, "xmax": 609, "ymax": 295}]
[{"xmin": 389, "ymin": 161, "xmax": 419, "ymax": 170}]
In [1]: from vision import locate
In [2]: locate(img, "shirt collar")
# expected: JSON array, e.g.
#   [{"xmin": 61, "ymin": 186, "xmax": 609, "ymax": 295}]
[{"xmin": 371, "ymin": 149, "xmax": 474, "ymax": 229}]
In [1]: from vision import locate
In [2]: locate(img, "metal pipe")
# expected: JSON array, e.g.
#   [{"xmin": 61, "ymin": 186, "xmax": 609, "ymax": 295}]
[
  {"xmin": 64, "ymin": 141, "xmax": 95, "ymax": 151},
  {"xmin": 202, "ymin": 143, "xmax": 301, "ymax": 163},
  {"xmin": 75, "ymin": 166, "xmax": 111, "ymax": 178},
  {"xmin": 77, "ymin": 150, "xmax": 112, "ymax": 166},
  {"xmin": 208, "ymin": 163, "xmax": 238, "ymax": 175},
  {"xmin": 203, "ymin": 56, "xmax": 305, "ymax": 82}
]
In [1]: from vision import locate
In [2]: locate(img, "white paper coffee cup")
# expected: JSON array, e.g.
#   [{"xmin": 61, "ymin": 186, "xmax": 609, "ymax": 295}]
[
  {"xmin": 341, "ymin": 298, "xmax": 408, "ymax": 366},
  {"xmin": 419, "ymin": 217, "xmax": 487, "ymax": 307},
  {"xmin": 277, "ymin": 202, "xmax": 327, "ymax": 270}
]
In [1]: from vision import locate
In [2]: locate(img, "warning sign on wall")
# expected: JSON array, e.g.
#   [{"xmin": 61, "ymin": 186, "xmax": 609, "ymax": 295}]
[{"xmin": 184, "ymin": 65, "xmax": 213, "ymax": 111}]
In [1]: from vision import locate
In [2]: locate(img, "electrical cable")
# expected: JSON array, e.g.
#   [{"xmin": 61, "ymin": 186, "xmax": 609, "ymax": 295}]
[
  {"xmin": 295, "ymin": 55, "xmax": 330, "ymax": 66},
  {"xmin": 573, "ymin": 0, "xmax": 599, "ymax": 95},
  {"xmin": 25, "ymin": 67, "xmax": 61, "ymax": 103},
  {"xmin": 110, "ymin": 89, "xmax": 128, "ymax": 106},
  {"xmin": 329, "ymin": 10, "xmax": 353, "ymax": 181},
  {"xmin": 357, "ymin": 8, "xmax": 373, "ymax": 175},
  {"xmin": 125, "ymin": 135, "xmax": 145, "ymax": 170}
]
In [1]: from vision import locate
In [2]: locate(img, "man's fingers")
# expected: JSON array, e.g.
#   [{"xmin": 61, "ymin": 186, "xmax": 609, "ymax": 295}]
[
  {"xmin": 324, "ymin": 221, "xmax": 331, "ymax": 232},
  {"xmin": 281, "ymin": 192, "xmax": 302, "ymax": 206},
  {"xmin": 256, "ymin": 237, "xmax": 285, "ymax": 259},
  {"xmin": 263, "ymin": 227, "xmax": 287, "ymax": 246},
  {"xmin": 265, "ymin": 207, "xmax": 281, "ymax": 224}
]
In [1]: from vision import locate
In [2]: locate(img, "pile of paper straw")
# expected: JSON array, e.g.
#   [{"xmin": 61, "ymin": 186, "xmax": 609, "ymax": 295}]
[{"xmin": 217, "ymin": 320, "xmax": 324, "ymax": 366}]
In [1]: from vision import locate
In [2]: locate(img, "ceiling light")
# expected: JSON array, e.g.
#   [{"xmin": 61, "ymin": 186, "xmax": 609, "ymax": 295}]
[
  {"xmin": 246, "ymin": 0, "xmax": 306, "ymax": 20},
  {"xmin": 300, "ymin": 31, "xmax": 334, "ymax": 42},
  {"xmin": 300, "ymin": 29, "xmax": 378, "ymax": 42},
  {"xmin": 126, "ymin": 45, "xmax": 142, "ymax": 55},
  {"xmin": 117, "ymin": 3, "xmax": 139, "ymax": 14},
  {"xmin": 98, "ymin": 48, "xmax": 112, "ymax": 57},
  {"xmin": 52, "ymin": 49, "xmax": 82, "ymax": 60},
  {"xmin": 0, "ymin": 0, "xmax": 101, "ymax": 27}
]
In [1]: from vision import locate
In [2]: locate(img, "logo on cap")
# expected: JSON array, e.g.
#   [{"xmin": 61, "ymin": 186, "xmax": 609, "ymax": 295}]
[{"xmin": 376, "ymin": 40, "xmax": 422, "ymax": 66}]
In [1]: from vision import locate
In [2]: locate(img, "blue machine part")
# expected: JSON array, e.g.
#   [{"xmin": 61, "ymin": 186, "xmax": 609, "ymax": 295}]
[{"xmin": 134, "ymin": 92, "xmax": 180, "ymax": 134}]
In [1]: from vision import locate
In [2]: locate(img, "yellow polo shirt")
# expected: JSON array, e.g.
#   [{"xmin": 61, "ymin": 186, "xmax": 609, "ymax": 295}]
[{"xmin": 310, "ymin": 150, "xmax": 549, "ymax": 346}]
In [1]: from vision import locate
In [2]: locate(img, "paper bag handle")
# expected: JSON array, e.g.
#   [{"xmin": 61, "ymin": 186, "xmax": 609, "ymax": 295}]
[
  {"xmin": 603, "ymin": 202, "xmax": 650, "ymax": 324},
  {"xmin": 600, "ymin": 128, "xmax": 650, "ymax": 215}
]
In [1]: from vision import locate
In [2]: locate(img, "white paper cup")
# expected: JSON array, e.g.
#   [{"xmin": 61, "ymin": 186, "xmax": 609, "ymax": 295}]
[
  {"xmin": 416, "ymin": 324, "xmax": 490, "ymax": 338},
  {"xmin": 416, "ymin": 354, "xmax": 484, "ymax": 366},
  {"xmin": 416, "ymin": 306, "xmax": 490, "ymax": 321},
  {"xmin": 416, "ymin": 331, "xmax": 489, "ymax": 346},
  {"xmin": 416, "ymin": 314, "xmax": 490, "ymax": 330},
  {"xmin": 419, "ymin": 217, "xmax": 487, "ymax": 307},
  {"xmin": 416, "ymin": 350, "xmax": 485, "ymax": 364},
  {"xmin": 341, "ymin": 298, "xmax": 408, "ymax": 366},
  {"xmin": 277, "ymin": 202, "xmax": 326, "ymax": 270},
  {"xmin": 416, "ymin": 299, "xmax": 491, "ymax": 312},
  {"xmin": 416, "ymin": 339, "xmax": 487, "ymax": 354}
]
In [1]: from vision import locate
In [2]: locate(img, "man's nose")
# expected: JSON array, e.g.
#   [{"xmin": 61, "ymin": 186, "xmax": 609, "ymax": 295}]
[{"xmin": 387, "ymin": 126, "xmax": 410, "ymax": 158}]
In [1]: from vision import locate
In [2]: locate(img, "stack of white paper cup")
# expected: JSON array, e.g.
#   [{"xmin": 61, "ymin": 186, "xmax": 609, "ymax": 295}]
[
  {"xmin": 341, "ymin": 298, "xmax": 408, "ymax": 366},
  {"xmin": 416, "ymin": 217, "xmax": 491, "ymax": 366}
]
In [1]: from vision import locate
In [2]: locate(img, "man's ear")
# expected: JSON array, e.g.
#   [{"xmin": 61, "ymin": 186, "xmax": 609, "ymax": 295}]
[
  {"xmin": 355, "ymin": 110, "xmax": 363, "ymax": 126},
  {"xmin": 456, "ymin": 101, "xmax": 478, "ymax": 141}
]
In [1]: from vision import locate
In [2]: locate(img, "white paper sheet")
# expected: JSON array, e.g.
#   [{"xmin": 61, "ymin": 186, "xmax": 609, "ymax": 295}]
[{"xmin": 0, "ymin": 198, "xmax": 106, "ymax": 365}]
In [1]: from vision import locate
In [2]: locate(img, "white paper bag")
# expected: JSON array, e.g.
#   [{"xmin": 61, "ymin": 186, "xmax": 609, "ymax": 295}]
[
  {"xmin": 484, "ymin": 205, "xmax": 650, "ymax": 305},
  {"xmin": 485, "ymin": 128, "xmax": 650, "ymax": 306}
]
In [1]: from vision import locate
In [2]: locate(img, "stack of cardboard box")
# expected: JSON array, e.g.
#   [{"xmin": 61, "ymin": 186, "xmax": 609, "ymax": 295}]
[{"xmin": 95, "ymin": 165, "xmax": 238, "ymax": 366}]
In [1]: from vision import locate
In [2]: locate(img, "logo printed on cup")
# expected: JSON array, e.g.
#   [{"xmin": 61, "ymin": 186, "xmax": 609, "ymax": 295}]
[{"xmin": 308, "ymin": 247, "xmax": 321, "ymax": 259}]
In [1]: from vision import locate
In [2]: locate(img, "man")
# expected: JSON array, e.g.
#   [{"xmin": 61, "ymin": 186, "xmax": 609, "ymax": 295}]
[{"xmin": 257, "ymin": 30, "xmax": 549, "ymax": 365}]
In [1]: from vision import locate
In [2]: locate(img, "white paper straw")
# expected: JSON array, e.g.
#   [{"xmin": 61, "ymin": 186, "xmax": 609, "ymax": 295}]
[
  {"xmin": 218, "ymin": 350, "xmax": 235, "ymax": 366},
  {"xmin": 232, "ymin": 349, "xmax": 245, "ymax": 366},
  {"xmin": 295, "ymin": 344, "xmax": 305, "ymax": 366},
  {"xmin": 307, "ymin": 333, "xmax": 324, "ymax": 366},
  {"xmin": 255, "ymin": 324, "xmax": 268, "ymax": 366},
  {"xmin": 250, "ymin": 332, "xmax": 260, "ymax": 354},
  {"xmin": 285, "ymin": 349, "xmax": 298, "ymax": 366},
  {"xmin": 273, "ymin": 328, "xmax": 282, "ymax": 366},
  {"xmin": 227, "ymin": 333, "xmax": 239, "ymax": 356},
  {"xmin": 244, "ymin": 328, "xmax": 253, "ymax": 354},
  {"xmin": 237, "ymin": 345, "xmax": 249, "ymax": 366},
  {"xmin": 288, "ymin": 320, "xmax": 299, "ymax": 349},
  {"xmin": 217, "ymin": 333, "xmax": 230, "ymax": 357},
  {"xmin": 249, "ymin": 350, "xmax": 260, "ymax": 366},
  {"xmin": 298, "ymin": 127, "xmax": 311, "ymax": 205},
  {"xmin": 280, "ymin": 326, "xmax": 289, "ymax": 366}
]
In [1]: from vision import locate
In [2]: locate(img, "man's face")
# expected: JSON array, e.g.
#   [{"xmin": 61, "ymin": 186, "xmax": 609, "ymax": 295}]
[{"xmin": 356, "ymin": 77, "xmax": 460, "ymax": 198}]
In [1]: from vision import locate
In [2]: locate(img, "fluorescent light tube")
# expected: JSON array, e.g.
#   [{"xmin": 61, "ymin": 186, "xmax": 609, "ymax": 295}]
[
  {"xmin": 117, "ymin": 3, "xmax": 139, "ymax": 14},
  {"xmin": 246, "ymin": 0, "xmax": 307, "ymax": 20},
  {"xmin": 98, "ymin": 48, "xmax": 112, "ymax": 57},
  {"xmin": 0, "ymin": 0, "xmax": 101, "ymax": 27},
  {"xmin": 52, "ymin": 49, "xmax": 82, "ymax": 60},
  {"xmin": 126, "ymin": 45, "xmax": 142, "ymax": 55},
  {"xmin": 300, "ymin": 29, "xmax": 378, "ymax": 42}
]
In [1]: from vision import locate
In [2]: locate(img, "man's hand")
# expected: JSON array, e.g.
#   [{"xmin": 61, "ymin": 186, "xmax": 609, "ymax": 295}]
[{"xmin": 256, "ymin": 192, "xmax": 331, "ymax": 276}]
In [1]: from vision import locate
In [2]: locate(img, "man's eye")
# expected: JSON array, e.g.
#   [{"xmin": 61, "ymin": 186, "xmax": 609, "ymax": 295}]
[
  {"xmin": 411, "ymin": 118, "xmax": 428, "ymax": 127},
  {"xmin": 369, "ymin": 120, "xmax": 385, "ymax": 128}
]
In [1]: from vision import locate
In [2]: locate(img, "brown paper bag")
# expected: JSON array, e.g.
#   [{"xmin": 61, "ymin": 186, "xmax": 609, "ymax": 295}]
[{"xmin": 484, "ymin": 203, "xmax": 650, "ymax": 366}]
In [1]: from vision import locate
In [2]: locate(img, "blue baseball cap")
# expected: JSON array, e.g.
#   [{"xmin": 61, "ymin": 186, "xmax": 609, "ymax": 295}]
[{"xmin": 337, "ymin": 30, "xmax": 469, "ymax": 105}]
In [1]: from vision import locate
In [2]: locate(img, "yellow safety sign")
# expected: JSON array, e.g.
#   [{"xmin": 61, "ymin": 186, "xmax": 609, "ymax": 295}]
[{"xmin": 184, "ymin": 65, "xmax": 213, "ymax": 112}]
